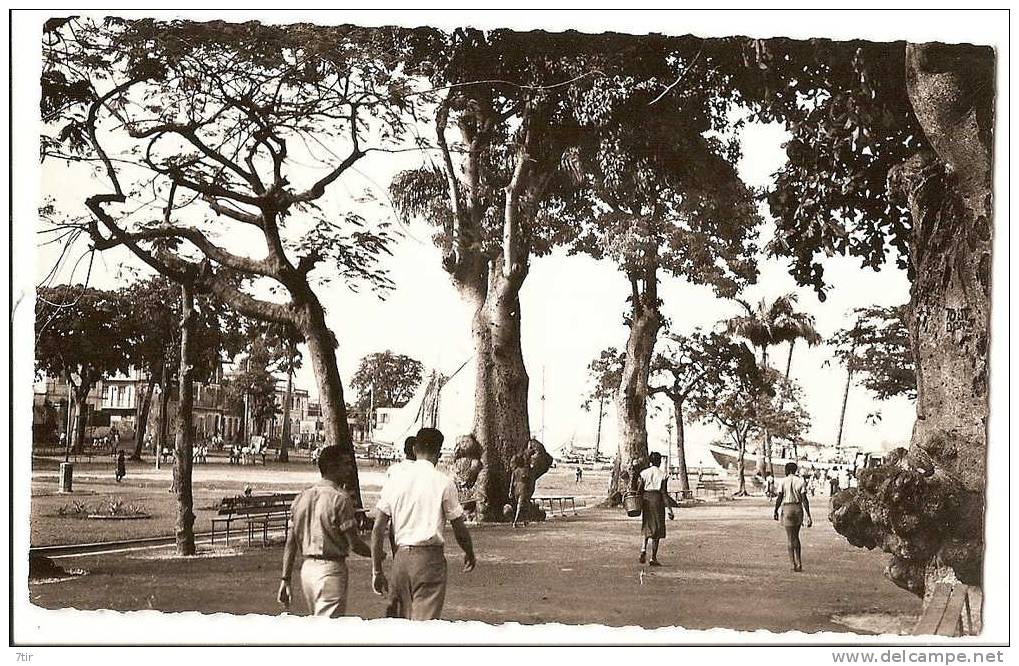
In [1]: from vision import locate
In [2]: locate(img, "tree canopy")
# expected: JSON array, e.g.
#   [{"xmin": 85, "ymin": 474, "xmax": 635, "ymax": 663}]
[
  {"xmin": 830, "ymin": 304, "xmax": 916, "ymax": 400},
  {"xmin": 350, "ymin": 350, "xmax": 425, "ymax": 410},
  {"xmin": 35, "ymin": 284, "xmax": 133, "ymax": 395},
  {"xmin": 650, "ymin": 330, "xmax": 757, "ymax": 408},
  {"xmin": 42, "ymin": 17, "xmax": 410, "ymax": 319},
  {"xmin": 732, "ymin": 39, "xmax": 994, "ymax": 295},
  {"xmin": 582, "ymin": 347, "xmax": 623, "ymax": 412}
]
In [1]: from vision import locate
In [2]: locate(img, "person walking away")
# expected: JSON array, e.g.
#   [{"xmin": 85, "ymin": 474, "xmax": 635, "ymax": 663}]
[
  {"xmin": 638, "ymin": 452, "xmax": 673, "ymax": 566},
  {"xmin": 370, "ymin": 427, "xmax": 476, "ymax": 621},
  {"xmin": 774, "ymin": 461, "xmax": 812, "ymax": 572},
  {"xmin": 277, "ymin": 445, "xmax": 371, "ymax": 617},
  {"xmin": 764, "ymin": 471, "xmax": 776, "ymax": 498},
  {"xmin": 509, "ymin": 454, "xmax": 533, "ymax": 527},
  {"xmin": 115, "ymin": 450, "xmax": 126, "ymax": 483}
]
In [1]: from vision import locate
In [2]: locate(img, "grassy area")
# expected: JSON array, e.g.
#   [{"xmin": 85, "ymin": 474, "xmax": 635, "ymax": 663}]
[
  {"xmin": 29, "ymin": 498, "xmax": 920, "ymax": 633},
  {"xmin": 30, "ymin": 456, "xmax": 610, "ymax": 546}
]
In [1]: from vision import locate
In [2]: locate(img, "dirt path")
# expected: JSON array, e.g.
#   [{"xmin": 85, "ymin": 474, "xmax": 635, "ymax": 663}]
[{"xmin": 28, "ymin": 498, "xmax": 919, "ymax": 633}]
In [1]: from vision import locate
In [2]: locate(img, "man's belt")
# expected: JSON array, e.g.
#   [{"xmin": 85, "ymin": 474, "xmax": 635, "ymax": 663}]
[{"xmin": 304, "ymin": 554, "xmax": 346, "ymax": 561}]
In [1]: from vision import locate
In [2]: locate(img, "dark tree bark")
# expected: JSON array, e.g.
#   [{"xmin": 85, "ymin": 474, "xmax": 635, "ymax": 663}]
[
  {"xmin": 172, "ymin": 283, "xmax": 196, "ymax": 556},
  {"xmin": 131, "ymin": 369, "xmax": 158, "ymax": 460},
  {"xmin": 835, "ymin": 363, "xmax": 854, "ymax": 450},
  {"xmin": 734, "ymin": 435, "xmax": 748, "ymax": 496},
  {"xmin": 830, "ymin": 44, "xmax": 994, "ymax": 618},
  {"xmin": 279, "ymin": 343, "xmax": 294, "ymax": 464},
  {"xmin": 673, "ymin": 399, "xmax": 691, "ymax": 496},
  {"xmin": 298, "ymin": 293, "xmax": 362, "ymax": 507},
  {"xmin": 72, "ymin": 387, "xmax": 89, "ymax": 455}
]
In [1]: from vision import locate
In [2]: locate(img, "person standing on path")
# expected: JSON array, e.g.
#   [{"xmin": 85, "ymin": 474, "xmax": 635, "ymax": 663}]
[
  {"xmin": 774, "ymin": 461, "xmax": 813, "ymax": 572},
  {"xmin": 370, "ymin": 427, "xmax": 476, "ymax": 621},
  {"xmin": 638, "ymin": 452, "xmax": 673, "ymax": 566},
  {"xmin": 115, "ymin": 450, "xmax": 126, "ymax": 483},
  {"xmin": 277, "ymin": 445, "xmax": 372, "ymax": 617},
  {"xmin": 509, "ymin": 454, "xmax": 533, "ymax": 527}
]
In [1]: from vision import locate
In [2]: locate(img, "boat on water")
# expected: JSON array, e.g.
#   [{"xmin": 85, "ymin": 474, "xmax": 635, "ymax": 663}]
[{"xmin": 707, "ymin": 440, "xmax": 861, "ymax": 477}]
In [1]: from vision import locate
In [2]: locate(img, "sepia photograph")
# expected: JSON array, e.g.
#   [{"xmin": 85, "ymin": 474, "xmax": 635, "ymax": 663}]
[{"xmin": 8, "ymin": 7, "xmax": 1011, "ymax": 652}]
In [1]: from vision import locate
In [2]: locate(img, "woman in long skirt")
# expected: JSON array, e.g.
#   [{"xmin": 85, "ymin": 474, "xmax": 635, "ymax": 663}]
[
  {"xmin": 638, "ymin": 452, "xmax": 673, "ymax": 566},
  {"xmin": 773, "ymin": 461, "xmax": 813, "ymax": 571}
]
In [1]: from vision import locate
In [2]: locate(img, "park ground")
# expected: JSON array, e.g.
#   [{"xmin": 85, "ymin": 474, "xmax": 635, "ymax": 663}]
[{"xmin": 27, "ymin": 455, "xmax": 920, "ymax": 633}]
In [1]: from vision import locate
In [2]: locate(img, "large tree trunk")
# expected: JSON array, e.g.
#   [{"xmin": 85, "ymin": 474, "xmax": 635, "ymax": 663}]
[
  {"xmin": 132, "ymin": 369, "xmax": 158, "ymax": 460},
  {"xmin": 72, "ymin": 387, "xmax": 89, "ymax": 455},
  {"xmin": 668, "ymin": 397, "xmax": 692, "ymax": 494},
  {"xmin": 606, "ymin": 303, "xmax": 661, "ymax": 504},
  {"xmin": 673, "ymin": 398, "xmax": 691, "ymax": 495},
  {"xmin": 831, "ymin": 44, "xmax": 993, "ymax": 619},
  {"xmin": 172, "ymin": 284, "xmax": 196, "ymax": 556},
  {"xmin": 299, "ymin": 293, "xmax": 362, "ymax": 507},
  {"xmin": 466, "ymin": 261, "xmax": 531, "ymax": 521}
]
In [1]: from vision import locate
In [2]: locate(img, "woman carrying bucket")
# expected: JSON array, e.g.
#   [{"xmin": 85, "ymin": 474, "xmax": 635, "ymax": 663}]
[{"xmin": 637, "ymin": 452, "xmax": 673, "ymax": 566}]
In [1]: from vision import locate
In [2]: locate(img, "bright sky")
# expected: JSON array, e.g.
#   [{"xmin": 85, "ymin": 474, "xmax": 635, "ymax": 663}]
[{"xmin": 37, "ymin": 88, "xmax": 916, "ymax": 465}]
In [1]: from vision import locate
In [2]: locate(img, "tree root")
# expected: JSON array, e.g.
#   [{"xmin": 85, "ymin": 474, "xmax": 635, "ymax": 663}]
[{"xmin": 830, "ymin": 446, "xmax": 983, "ymax": 597}]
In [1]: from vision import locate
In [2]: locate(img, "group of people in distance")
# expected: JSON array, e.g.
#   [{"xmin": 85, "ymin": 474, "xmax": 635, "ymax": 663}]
[
  {"xmin": 278, "ymin": 427, "xmax": 475, "ymax": 620},
  {"xmin": 278, "ymin": 430, "xmax": 819, "ymax": 620},
  {"xmin": 628, "ymin": 455, "xmax": 815, "ymax": 574}
]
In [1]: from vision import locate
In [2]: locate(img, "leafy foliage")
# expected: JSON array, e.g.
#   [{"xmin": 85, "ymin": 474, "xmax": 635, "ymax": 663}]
[
  {"xmin": 121, "ymin": 275, "xmax": 249, "ymax": 387},
  {"xmin": 582, "ymin": 347, "xmax": 624, "ymax": 411},
  {"xmin": 725, "ymin": 293, "xmax": 821, "ymax": 368},
  {"xmin": 830, "ymin": 304, "xmax": 915, "ymax": 400},
  {"xmin": 650, "ymin": 330, "xmax": 757, "ymax": 407},
  {"xmin": 728, "ymin": 39, "xmax": 992, "ymax": 295},
  {"xmin": 41, "ymin": 17, "xmax": 413, "ymax": 307},
  {"xmin": 222, "ymin": 337, "xmax": 280, "ymax": 432},
  {"xmin": 350, "ymin": 351, "xmax": 425, "ymax": 410},
  {"xmin": 35, "ymin": 284, "xmax": 134, "ymax": 397}
]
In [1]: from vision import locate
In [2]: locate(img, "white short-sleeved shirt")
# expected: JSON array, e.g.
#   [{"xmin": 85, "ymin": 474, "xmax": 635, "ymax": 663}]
[
  {"xmin": 376, "ymin": 459, "xmax": 464, "ymax": 547},
  {"xmin": 639, "ymin": 465, "xmax": 667, "ymax": 492},
  {"xmin": 780, "ymin": 474, "xmax": 807, "ymax": 506}
]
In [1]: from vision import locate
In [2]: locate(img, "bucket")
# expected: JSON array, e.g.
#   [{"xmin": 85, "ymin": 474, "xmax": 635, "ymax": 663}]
[{"xmin": 623, "ymin": 491, "xmax": 641, "ymax": 517}]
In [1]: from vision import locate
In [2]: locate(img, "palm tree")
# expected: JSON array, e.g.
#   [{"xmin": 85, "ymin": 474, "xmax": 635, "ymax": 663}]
[{"xmin": 726, "ymin": 293, "xmax": 821, "ymax": 473}]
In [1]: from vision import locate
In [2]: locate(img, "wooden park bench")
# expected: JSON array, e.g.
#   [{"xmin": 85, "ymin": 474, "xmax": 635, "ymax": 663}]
[
  {"xmin": 913, "ymin": 583, "xmax": 977, "ymax": 637},
  {"xmin": 211, "ymin": 492, "xmax": 297, "ymax": 546},
  {"xmin": 534, "ymin": 496, "xmax": 578, "ymax": 517},
  {"xmin": 695, "ymin": 473, "xmax": 727, "ymax": 497}
]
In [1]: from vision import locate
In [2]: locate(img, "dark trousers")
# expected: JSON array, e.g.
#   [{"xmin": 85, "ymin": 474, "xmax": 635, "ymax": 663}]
[{"xmin": 391, "ymin": 546, "xmax": 447, "ymax": 620}]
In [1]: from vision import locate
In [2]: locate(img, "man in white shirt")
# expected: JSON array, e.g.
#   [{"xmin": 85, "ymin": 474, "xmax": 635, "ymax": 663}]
[{"xmin": 371, "ymin": 427, "xmax": 476, "ymax": 620}]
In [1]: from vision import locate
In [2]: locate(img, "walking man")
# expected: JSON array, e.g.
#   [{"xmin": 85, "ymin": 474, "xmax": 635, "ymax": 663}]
[
  {"xmin": 370, "ymin": 427, "xmax": 476, "ymax": 620},
  {"xmin": 774, "ymin": 461, "xmax": 812, "ymax": 572},
  {"xmin": 277, "ymin": 445, "xmax": 371, "ymax": 617}
]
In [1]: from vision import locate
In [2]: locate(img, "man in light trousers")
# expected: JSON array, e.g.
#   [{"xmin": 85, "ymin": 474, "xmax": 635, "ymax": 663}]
[
  {"xmin": 371, "ymin": 427, "xmax": 475, "ymax": 620},
  {"xmin": 278, "ymin": 445, "xmax": 371, "ymax": 617}
]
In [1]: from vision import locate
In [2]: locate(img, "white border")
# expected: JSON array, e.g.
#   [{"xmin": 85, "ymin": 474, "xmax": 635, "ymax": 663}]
[{"xmin": 7, "ymin": 6, "xmax": 1012, "ymax": 651}]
